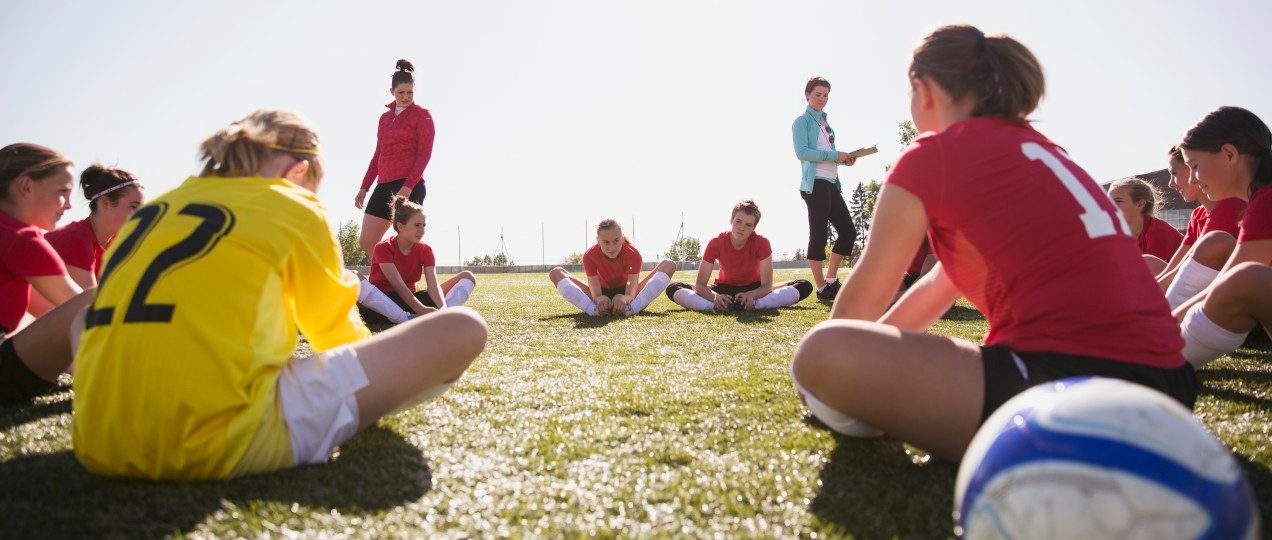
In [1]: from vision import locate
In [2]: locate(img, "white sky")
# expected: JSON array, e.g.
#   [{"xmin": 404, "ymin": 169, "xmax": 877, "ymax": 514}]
[{"xmin": 3, "ymin": 1, "xmax": 1270, "ymax": 265}]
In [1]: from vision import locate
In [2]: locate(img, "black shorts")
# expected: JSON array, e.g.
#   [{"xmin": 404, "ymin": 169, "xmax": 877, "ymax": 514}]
[
  {"xmin": 709, "ymin": 282, "xmax": 761, "ymax": 295},
  {"xmin": 600, "ymin": 286, "xmax": 626, "ymax": 299},
  {"xmin": 357, "ymin": 289, "xmax": 438, "ymax": 326},
  {"xmin": 365, "ymin": 178, "xmax": 425, "ymax": 220},
  {"xmin": 980, "ymin": 345, "xmax": 1199, "ymax": 422}
]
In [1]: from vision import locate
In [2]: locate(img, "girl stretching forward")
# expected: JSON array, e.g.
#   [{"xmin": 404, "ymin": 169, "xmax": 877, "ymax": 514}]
[
  {"xmin": 790, "ymin": 26, "xmax": 1194, "ymax": 460},
  {"xmin": 1107, "ymin": 177, "xmax": 1183, "ymax": 274},
  {"xmin": 72, "ymin": 110, "xmax": 486, "ymax": 480},
  {"xmin": 1174, "ymin": 106, "xmax": 1272, "ymax": 367},
  {"xmin": 1157, "ymin": 144, "xmax": 1245, "ymax": 308},
  {"xmin": 666, "ymin": 200, "xmax": 813, "ymax": 312},
  {"xmin": 549, "ymin": 219, "xmax": 675, "ymax": 317},
  {"xmin": 357, "ymin": 196, "xmax": 476, "ymax": 326}
]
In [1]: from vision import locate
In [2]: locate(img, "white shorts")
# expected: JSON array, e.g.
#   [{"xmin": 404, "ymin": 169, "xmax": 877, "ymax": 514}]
[{"xmin": 278, "ymin": 345, "xmax": 371, "ymax": 465}]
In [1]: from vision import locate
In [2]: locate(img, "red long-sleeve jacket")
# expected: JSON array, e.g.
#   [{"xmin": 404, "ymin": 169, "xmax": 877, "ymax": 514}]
[{"xmin": 360, "ymin": 102, "xmax": 435, "ymax": 191}]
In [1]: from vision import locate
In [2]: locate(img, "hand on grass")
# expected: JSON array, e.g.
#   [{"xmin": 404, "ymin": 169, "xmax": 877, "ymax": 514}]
[
  {"xmin": 594, "ymin": 296, "xmax": 612, "ymax": 316},
  {"xmin": 713, "ymin": 294, "xmax": 733, "ymax": 312},
  {"xmin": 611, "ymin": 294, "xmax": 630, "ymax": 316}
]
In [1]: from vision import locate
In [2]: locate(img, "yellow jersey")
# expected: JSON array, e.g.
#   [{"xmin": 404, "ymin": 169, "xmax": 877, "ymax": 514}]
[{"xmin": 72, "ymin": 176, "xmax": 371, "ymax": 480}]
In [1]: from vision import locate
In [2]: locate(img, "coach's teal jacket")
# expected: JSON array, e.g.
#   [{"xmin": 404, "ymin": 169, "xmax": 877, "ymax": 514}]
[{"xmin": 792, "ymin": 105, "xmax": 840, "ymax": 193}]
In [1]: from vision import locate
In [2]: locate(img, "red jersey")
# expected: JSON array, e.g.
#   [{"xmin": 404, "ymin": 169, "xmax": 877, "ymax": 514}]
[
  {"xmin": 703, "ymin": 231, "xmax": 772, "ymax": 286},
  {"xmin": 368, "ymin": 237, "xmax": 436, "ymax": 293},
  {"xmin": 360, "ymin": 103, "xmax": 435, "ymax": 191},
  {"xmin": 45, "ymin": 218, "xmax": 106, "ymax": 275},
  {"xmin": 885, "ymin": 117, "xmax": 1183, "ymax": 368},
  {"xmin": 1238, "ymin": 185, "xmax": 1272, "ymax": 251},
  {"xmin": 1182, "ymin": 198, "xmax": 1245, "ymax": 245},
  {"xmin": 1136, "ymin": 216, "xmax": 1183, "ymax": 260},
  {"xmin": 0, "ymin": 212, "xmax": 67, "ymax": 332},
  {"xmin": 583, "ymin": 242, "xmax": 642, "ymax": 290}
]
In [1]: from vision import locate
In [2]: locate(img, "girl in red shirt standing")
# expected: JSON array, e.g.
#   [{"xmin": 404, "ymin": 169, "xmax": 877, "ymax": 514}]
[
  {"xmin": 45, "ymin": 165, "xmax": 145, "ymax": 289},
  {"xmin": 666, "ymin": 200, "xmax": 813, "ymax": 312},
  {"xmin": 548, "ymin": 219, "xmax": 676, "ymax": 317},
  {"xmin": 790, "ymin": 25, "xmax": 1196, "ymax": 460},
  {"xmin": 0, "ymin": 143, "xmax": 94, "ymax": 405},
  {"xmin": 357, "ymin": 197, "xmax": 476, "ymax": 325},
  {"xmin": 1174, "ymin": 106, "xmax": 1272, "ymax": 367},
  {"xmin": 354, "ymin": 59, "xmax": 436, "ymax": 257},
  {"xmin": 1107, "ymin": 177, "xmax": 1183, "ymax": 274}
]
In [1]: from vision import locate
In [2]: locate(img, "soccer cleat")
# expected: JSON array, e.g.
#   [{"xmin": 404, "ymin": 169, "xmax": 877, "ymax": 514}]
[{"xmin": 816, "ymin": 279, "xmax": 841, "ymax": 301}]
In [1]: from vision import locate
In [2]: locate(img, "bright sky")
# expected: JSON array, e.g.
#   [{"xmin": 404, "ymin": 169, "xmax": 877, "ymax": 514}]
[{"xmin": 3, "ymin": 1, "xmax": 1270, "ymax": 265}]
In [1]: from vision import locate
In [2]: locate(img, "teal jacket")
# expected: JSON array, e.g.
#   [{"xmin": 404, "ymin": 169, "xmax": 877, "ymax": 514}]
[{"xmin": 792, "ymin": 106, "xmax": 840, "ymax": 193}]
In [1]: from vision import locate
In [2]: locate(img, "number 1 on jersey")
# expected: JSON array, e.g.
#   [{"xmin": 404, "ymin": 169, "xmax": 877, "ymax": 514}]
[{"xmin": 1021, "ymin": 142, "xmax": 1129, "ymax": 239}]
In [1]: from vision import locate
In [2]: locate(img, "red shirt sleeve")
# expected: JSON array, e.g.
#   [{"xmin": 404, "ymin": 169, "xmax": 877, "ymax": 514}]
[
  {"xmin": 883, "ymin": 134, "xmax": 945, "ymax": 220},
  {"xmin": 361, "ymin": 112, "xmax": 388, "ymax": 191},
  {"xmin": 754, "ymin": 235, "xmax": 772, "ymax": 261},
  {"xmin": 9, "ymin": 231, "xmax": 67, "ymax": 278},
  {"xmin": 1238, "ymin": 186, "xmax": 1272, "ymax": 244},
  {"xmin": 1205, "ymin": 197, "xmax": 1247, "ymax": 238},
  {"xmin": 419, "ymin": 243, "xmax": 436, "ymax": 268},
  {"xmin": 45, "ymin": 225, "xmax": 94, "ymax": 271},
  {"xmin": 1143, "ymin": 218, "xmax": 1183, "ymax": 260},
  {"xmin": 404, "ymin": 110, "xmax": 435, "ymax": 190},
  {"xmin": 702, "ymin": 236, "xmax": 720, "ymax": 264}
]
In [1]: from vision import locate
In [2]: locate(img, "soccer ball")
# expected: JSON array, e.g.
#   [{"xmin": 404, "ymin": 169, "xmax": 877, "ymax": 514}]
[{"xmin": 954, "ymin": 377, "xmax": 1259, "ymax": 539}]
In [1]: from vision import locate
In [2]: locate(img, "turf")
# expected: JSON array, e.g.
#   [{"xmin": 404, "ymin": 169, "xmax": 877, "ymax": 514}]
[{"xmin": 1, "ymin": 270, "xmax": 1268, "ymax": 538}]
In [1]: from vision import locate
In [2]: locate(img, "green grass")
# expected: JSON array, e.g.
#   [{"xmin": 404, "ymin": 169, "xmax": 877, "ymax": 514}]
[{"xmin": 1, "ymin": 270, "xmax": 1269, "ymax": 538}]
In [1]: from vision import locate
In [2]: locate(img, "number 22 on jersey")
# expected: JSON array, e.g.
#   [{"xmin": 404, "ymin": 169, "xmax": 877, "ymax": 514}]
[
  {"xmin": 85, "ymin": 202, "xmax": 236, "ymax": 329},
  {"xmin": 1022, "ymin": 142, "xmax": 1130, "ymax": 240}
]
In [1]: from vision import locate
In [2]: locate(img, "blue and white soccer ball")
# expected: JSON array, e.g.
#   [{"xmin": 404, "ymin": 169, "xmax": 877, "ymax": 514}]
[{"xmin": 954, "ymin": 377, "xmax": 1259, "ymax": 539}]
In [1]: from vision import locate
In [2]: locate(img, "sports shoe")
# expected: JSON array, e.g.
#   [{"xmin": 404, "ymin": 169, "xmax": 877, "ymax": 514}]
[{"xmin": 816, "ymin": 279, "xmax": 841, "ymax": 301}]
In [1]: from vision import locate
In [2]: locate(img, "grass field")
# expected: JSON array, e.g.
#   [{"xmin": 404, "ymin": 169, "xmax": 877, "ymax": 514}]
[{"xmin": 1, "ymin": 270, "xmax": 1269, "ymax": 538}]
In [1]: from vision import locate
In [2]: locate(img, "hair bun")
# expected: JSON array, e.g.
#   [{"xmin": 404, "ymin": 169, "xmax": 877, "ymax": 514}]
[{"xmin": 396, "ymin": 59, "xmax": 414, "ymax": 73}]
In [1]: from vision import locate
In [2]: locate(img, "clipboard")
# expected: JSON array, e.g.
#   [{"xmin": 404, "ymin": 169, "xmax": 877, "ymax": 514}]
[{"xmin": 845, "ymin": 145, "xmax": 878, "ymax": 160}]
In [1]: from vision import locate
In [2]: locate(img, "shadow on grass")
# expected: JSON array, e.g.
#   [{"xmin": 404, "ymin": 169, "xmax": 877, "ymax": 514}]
[
  {"xmin": 0, "ymin": 389, "xmax": 71, "ymax": 433},
  {"xmin": 1197, "ymin": 368, "xmax": 1272, "ymax": 408},
  {"xmin": 806, "ymin": 415, "xmax": 957, "ymax": 538},
  {"xmin": 941, "ymin": 304, "xmax": 985, "ymax": 322},
  {"xmin": 536, "ymin": 311, "xmax": 670, "ymax": 328},
  {"xmin": 0, "ymin": 425, "xmax": 432, "ymax": 538}
]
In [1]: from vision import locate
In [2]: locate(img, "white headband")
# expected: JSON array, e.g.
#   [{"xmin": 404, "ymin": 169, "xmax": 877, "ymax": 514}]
[{"xmin": 89, "ymin": 180, "xmax": 138, "ymax": 202}]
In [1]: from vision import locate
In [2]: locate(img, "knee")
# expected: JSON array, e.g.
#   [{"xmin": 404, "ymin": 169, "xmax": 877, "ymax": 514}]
[
  {"xmin": 1211, "ymin": 262, "xmax": 1272, "ymax": 305},
  {"xmin": 657, "ymin": 259, "xmax": 677, "ymax": 275},
  {"xmin": 458, "ymin": 270, "xmax": 477, "ymax": 283},
  {"xmin": 431, "ymin": 307, "xmax": 489, "ymax": 364},
  {"xmin": 1194, "ymin": 231, "xmax": 1237, "ymax": 268},
  {"xmin": 792, "ymin": 320, "xmax": 868, "ymax": 392},
  {"xmin": 549, "ymin": 267, "xmax": 568, "ymax": 282}
]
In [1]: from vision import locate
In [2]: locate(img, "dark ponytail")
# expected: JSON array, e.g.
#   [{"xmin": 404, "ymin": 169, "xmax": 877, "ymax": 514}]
[
  {"xmin": 392, "ymin": 59, "xmax": 415, "ymax": 88},
  {"xmin": 81, "ymin": 164, "xmax": 142, "ymax": 211},
  {"xmin": 389, "ymin": 194, "xmax": 424, "ymax": 230},
  {"xmin": 909, "ymin": 25, "xmax": 1045, "ymax": 121},
  {"xmin": 1180, "ymin": 106, "xmax": 1272, "ymax": 195}
]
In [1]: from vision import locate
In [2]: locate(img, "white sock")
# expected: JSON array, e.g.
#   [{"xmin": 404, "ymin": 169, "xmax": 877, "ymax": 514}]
[
  {"xmin": 358, "ymin": 280, "xmax": 411, "ymax": 324},
  {"xmin": 754, "ymin": 286, "xmax": 800, "ymax": 309},
  {"xmin": 626, "ymin": 272, "xmax": 671, "ymax": 315},
  {"xmin": 792, "ymin": 376, "xmax": 882, "ymax": 438},
  {"xmin": 445, "ymin": 279, "xmax": 475, "ymax": 307},
  {"xmin": 1166, "ymin": 257, "xmax": 1221, "ymax": 309},
  {"xmin": 673, "ymin": 287, "xmax": 715, "ymax": 312},
  {"xmin": 390, "ymin": 382, "xmax": 455, "ymax": 416},
  {"xmin": 1180, "ymin": 304, "xmax": 1249, "ymax": 368},
  {"xmin": 556, "ymin": 279, "xmax": 598, "ymax": 316}
]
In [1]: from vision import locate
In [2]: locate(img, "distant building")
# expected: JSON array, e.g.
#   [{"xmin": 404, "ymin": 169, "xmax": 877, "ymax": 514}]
[{"xmin": 1102, "ymin": 169, "xmax": 1194, "ymax": 231}]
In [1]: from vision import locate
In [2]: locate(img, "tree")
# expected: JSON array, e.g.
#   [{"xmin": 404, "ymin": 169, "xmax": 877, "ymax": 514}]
[
  {"xmin": 898, "ymin": 120, "xmax": 919, "ymax": 148},
  {"xmin": 337, "ymin": 220, "xmax": 369, "ymax": 266},
  {"xmin": 848, "ymin": 180, "xmax": 882, "ymax": 257},
  {"xmin": 563, "ymin": 251, "xmax": 583, "ymax": 264},
  {"xmin": 666, "ymin": 236, "xmax": 702, "ymax": 262},
  {"xmin": 789, "ymin": 249, "xmax": 806, "ymax": 261}
]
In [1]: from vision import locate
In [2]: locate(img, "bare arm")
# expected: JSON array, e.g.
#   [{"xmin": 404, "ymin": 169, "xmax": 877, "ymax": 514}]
[
  {"xmin": 27, "ymin": 274, "xmax": 82, "ymax": 313},
  {"xmin": 831, "ymin": 184, "xmax": 929, "ymax": 320},
  {"xmin": 66, "ymin": 266, "xmax": 97, "ymax": 290},
  {"xmin": 879, "ymin": 263, "xmax": 962, "ymax": 331},
  {"xmin": 1155, "ymin": 242, "xmax": 1191, "ymax": 290},
  {"xmin": 692, "ymin": 262, "xmax": 723, "ymax": 309},
  {"xmin": 423, "ymin": 266, "xmax": 445, "ymax": 308}
]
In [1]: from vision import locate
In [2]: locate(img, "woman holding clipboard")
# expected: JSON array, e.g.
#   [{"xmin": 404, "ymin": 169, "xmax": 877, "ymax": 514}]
[{"xmin": 792, "ymin": 76, "xmax": 871, "ymax": 301}]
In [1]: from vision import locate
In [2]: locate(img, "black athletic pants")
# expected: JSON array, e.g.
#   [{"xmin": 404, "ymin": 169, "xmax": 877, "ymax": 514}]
[{"xmin": 801, "ymin": 179, "xmax": 856, "ymax": 261}]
